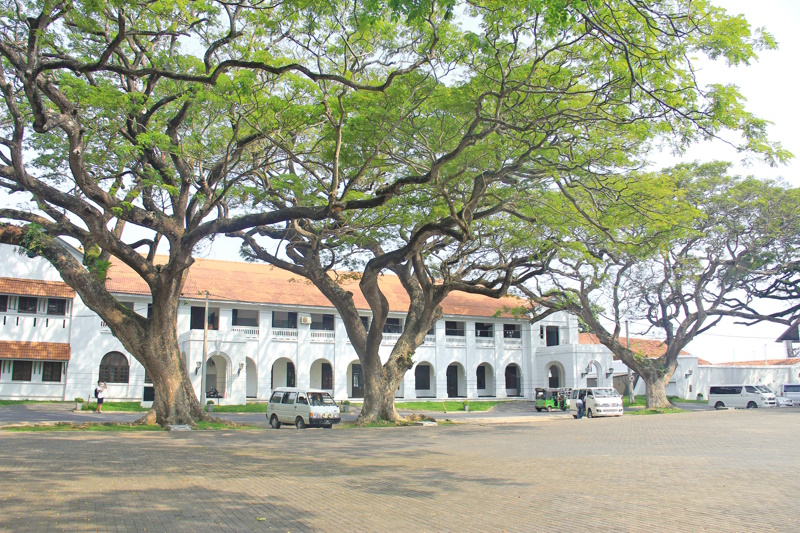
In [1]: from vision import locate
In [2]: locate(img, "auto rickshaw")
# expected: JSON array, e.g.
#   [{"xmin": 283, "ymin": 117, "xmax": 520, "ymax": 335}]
[{"xmin": 535, "ymin": 387, "xmax": 570, "ymax": 412}]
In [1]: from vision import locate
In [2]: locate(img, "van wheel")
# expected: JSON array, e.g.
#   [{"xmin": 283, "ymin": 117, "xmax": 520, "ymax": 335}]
[
  {"xmin": 270, "ymin": 415, "xmax": 281, "ymax": 429},
  {"xmin": 714, "ymin": 401, "xmax": 725, "ymax": 410},
  {"xmin": 586, "ymin": 409, "xmax": 593, "ymax": 419},
  {"xmin": 747, "ymin": 401, "xmax": 758, "ymax": 409},
  {"xmin": 295, "ymin": 417, "xmax": 306, "ymax": 429},
  {"xmin": 546, "ymin": 406, "xmax": 552, "ymax": 412},
  {"xmin": 536, "ymin": 407, "xmax": 542, "ymax": 412}
]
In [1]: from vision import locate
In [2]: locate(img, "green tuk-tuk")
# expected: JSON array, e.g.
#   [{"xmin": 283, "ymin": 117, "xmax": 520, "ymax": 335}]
[{"xmin": 535, "ymin": 387, "xmax": 569, "ymax": 412}]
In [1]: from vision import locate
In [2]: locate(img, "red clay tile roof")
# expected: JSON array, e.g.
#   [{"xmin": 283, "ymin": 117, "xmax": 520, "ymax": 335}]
[
  {"xmin": 712, "ymin": 358, "xmax": 800, "ymax": 367},
  {"xmin": 579, "ymin": 333, "xmax": 690, "ymax": 357},
  {"xmin": 104, "ymin": 257, "xmax": 525, "ymax": 318},
  {"xmin": 697, "ymin": 358, "xmax": 713, "ymax": 366},
  {"xmin": 0, "ymin": 341, "xmax": 71, "ymax": 361},
  {"xmin": 0, "ymin": 277, "xmax": 75, "ymax": 299}
]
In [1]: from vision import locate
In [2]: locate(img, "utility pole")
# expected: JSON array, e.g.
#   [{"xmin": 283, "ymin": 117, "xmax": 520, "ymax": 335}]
[
  {"xmin": 200, "ymin": 291, "xmax": 209, "ymax": 407},
  {"xmin": 626, "ymin": 320, "xmax": 634, "ymax": 405}
]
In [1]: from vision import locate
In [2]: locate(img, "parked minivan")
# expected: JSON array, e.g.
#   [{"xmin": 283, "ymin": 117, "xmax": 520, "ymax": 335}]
[
  {"xmin": 776, "ymin": 383, "xmax": 800, "ymax": 405},
  {"xmin": 707, "ymin": 385, "xmax": 776, "ymax": 409},
  {"xmin": 570, "ymin": 387, "xmax": 623, "ymax": 418},
  {"xmin": 267, "ymin": 387, "xmax": 341, "ymax": 429}
]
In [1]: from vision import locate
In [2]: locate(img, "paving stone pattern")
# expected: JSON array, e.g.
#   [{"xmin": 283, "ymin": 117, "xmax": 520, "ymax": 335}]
[{"xmin": 1, "ymin": 409, "xmax": 798, "ymax": 532}]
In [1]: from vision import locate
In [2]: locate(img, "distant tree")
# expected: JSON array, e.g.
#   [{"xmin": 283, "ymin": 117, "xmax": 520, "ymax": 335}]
[{"xmin": 518, "ymin": 163, "xmax": 800, "ymax": 408}]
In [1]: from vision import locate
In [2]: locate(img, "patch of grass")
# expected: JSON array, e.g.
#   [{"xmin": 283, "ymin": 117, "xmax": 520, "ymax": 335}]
[
  {"xmin": 394, "ymin": 400, "xmax": 505, "ymax": 412},
  {"xmin": 628, "ymin": 407, "xmax": 684, "ymax": 416},
  {"xmin": 623, "ymin": 396, "xmax": 706, "ymax": 408},
  {"xmin": 82, "ymin": 402, "xmax": 150, "ymax": 412}
]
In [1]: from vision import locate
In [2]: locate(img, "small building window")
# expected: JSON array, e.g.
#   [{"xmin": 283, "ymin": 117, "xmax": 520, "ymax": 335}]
[
  {"xmin": 42, "ymin": 362, "xmax": 63, "ymax": 382},
  {"xmin": 415, "ymin": 365, "xmax": 431, "ymax": 390},
  {"xmin": 360, "ymin": 316, "xmax": 370, "ymax": 330},
  {"xmin": 190, "ymin": 306, "xmax": 219, "ymax": 330},
  {"xmin": 18, "ymin": 296, "xmax": 38, "ymax": 314},
  {"xmin": 310, "ymin": 314, "xmax": 335, "ymax": 331},
  {"xmin": 545, "ymin": 326, "xmax": 559, "ymax": 346},
  {"xmin": 475, "ymin": 323, "xmax": 494, "ymax": 338},
  {"xmin": 383, "ymin": 318, "xmax": 403, "ymax": 334},
  {"xmin": 12, "ymin": 360, "xmax": 33, "ymax": 381},
  {"xmin": 99, "ymin": 352, "xmax": 130, "ymax": 383},
  {"xmin": 0, "ymin": 295, "xmax": 7, "ymax": 312},
  {"xmin": 503, "ymin": 324, "xmax": 521, "ymax": 339},
  {"xmin": 47, "ymin": 298, "xmax": 67, "ymax": 316},
  {"xmin": 445, "ymin": 321, "xmax": 465, "ymax": 336},
  {"xmin": 232, "ymin": 309, "xmax": 259, "ymax": 327},
  {"xmin": 273, "ymin": 311, "xmax": 298, "ymax": 329}
]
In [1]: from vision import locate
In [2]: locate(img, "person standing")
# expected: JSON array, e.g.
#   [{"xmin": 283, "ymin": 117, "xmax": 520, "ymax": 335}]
[
  {"xmin": 94, "ymin": 380, "xmax": 107, "ymax": 413},
  {"xmin": 576, "ymin": 395, "xmax": 584, "ymax": 419}
]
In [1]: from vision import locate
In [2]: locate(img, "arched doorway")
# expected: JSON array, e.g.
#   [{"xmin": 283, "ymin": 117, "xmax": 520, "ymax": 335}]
[
  {"xmin": 546, "ymin": 362, "xmax": 565, "ymax": 388},
  {"xmin": 414, "ymin": 362, "xmax": 436, "ymax": 398},
  {"xmin": 246, "ymin": 357, "xmax": 257, "ymax": 398},
  {"xmin": 347, "ymin": 360, "xmax": 363, "ymax": 398},
  {"xmin": 206, "ymin": 354, "xmax": 229, "ymax": 398},
  {"xmin": 505, "ymin": 363, "xmax": 522, "ymax": 396},
  {"xmin": 310, "ymin": 358, "xmax": 334, "ymax": 392},
  {"xmin": 585, "ymin": 360, "xmax": 602, "ymax": 387},
  {"xmin": 446, "ymin": 362, "xmax": 466, "ymax": 398},
  {"xmin": 271, "ymin": 358, "xmax": 296, "ymax": 389},
  {"xmin": 477, "ymin": 362, "xmax": 495, "ymax": 397}
]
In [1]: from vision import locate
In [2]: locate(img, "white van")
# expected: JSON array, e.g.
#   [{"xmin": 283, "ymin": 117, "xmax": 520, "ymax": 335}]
[
  {"xmin": 776, "ymin": 383, "xmax": 800, "ymax": 405},
  {"xmin": 266, "ymin": 387, "xmax": 341, "ymax": 429},
  {"xmin": 707, "ymin": 385, "xmax": 776, "ymax": 409},
  {"xmin": 570, "ymin": 387, "xmax": 623, "ymax": 418}
]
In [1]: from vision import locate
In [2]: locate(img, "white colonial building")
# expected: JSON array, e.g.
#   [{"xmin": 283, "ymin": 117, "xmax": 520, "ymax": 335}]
[{"xmin": 1, "ymin": 242, "xmax": 798, "ymax": 404}]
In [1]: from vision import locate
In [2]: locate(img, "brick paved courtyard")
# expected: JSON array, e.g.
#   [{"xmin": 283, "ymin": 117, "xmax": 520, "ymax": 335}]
[{"xmin": 1, "ymin": 408, "xmax": 798, "ymax": 532}]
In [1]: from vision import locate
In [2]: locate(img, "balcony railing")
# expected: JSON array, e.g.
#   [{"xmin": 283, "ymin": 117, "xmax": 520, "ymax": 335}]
[
  {"xmin": 423, "ymin": 334, "xmax": 436, "ymax": 345},
  {"xmin": 446, "ymin": 336, "xmax": 466, "ymax": 347},
  {"xmin": 381, "ymin": 333, "xmax": 401, "ymax": 345},
  {"xmin": 232, "ymin": 326, "xmax": 260, "ymax": 338},
  {"xmin": 310, "ymin": 330, "xmax": 335, "ymax": 343},
  {"xmin": 504, "ymin": 338, "xmax": 523, "ymax": 349},
  {"xmin": 272, "ymin": 328, "xmax": 298, "ymax": 341},
  {"xmin": 475, "ymin": 337, "xmax": 495, "ymax": 348}
]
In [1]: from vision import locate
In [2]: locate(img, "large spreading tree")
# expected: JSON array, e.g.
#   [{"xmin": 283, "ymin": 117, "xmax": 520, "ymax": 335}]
[
  {"xmin": 231, "ymin": 1, "xmax": 787, "ymax": 421},
  {"xmin": 519, "ymin": 162, "xmax": 800, "ymax": 408},
  {"xmin": 0, "ymin": 0, "xmax": 449, "ymax": 426}
]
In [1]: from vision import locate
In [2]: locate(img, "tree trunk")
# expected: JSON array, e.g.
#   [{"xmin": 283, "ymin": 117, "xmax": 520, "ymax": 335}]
[
  {"xmin": 358, "ymin": 356, "xmax": 406, "ymax": 424},
  {"xmin": 639, "ymin": 368, "xmax": 672, "ymax": 409},
  {"xmin": 357, "ymin": 339, "xmax": 416, "ymax": 424}
]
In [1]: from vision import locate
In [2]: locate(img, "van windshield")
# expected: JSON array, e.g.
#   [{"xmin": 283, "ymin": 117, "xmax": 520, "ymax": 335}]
[
  {"xmin": 756, "ymin": 385, "xmax": 772, "ymax": 393},
  {"xmin": 308, "ymin": 392, "xmax": 337, "ymax": 406},
  {"xmin": 593, "ymin": 388, "xmax": 618, "ymax": 398}
]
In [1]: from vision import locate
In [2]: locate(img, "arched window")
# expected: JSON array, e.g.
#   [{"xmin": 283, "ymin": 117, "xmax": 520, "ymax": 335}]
[{"xmin": 99, "ymin": 352, "xmax": 130, "ymax": 383}]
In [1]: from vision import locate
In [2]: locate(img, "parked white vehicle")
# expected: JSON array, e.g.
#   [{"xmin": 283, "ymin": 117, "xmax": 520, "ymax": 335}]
[
  {"xmin": 707, "ymin": 385, "xmax": 776, "ymax": 409},
  {"xmin": 267, "ymin": 387, "xmax": 341, "ymax": 429},
  {"xmin": 776, "ymin": 383, "xmax": 800, "ymax": 405},
  {"xmin": 570, "ymin": 387, "xmax": 623, "ymax": 418},
  {"xmin": 775, "ymin": 396, "xmax": 794, "ymax": 408}
]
